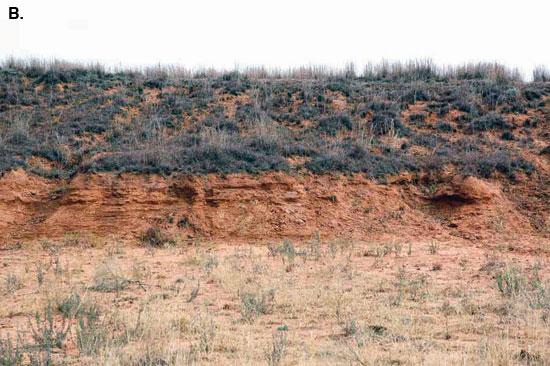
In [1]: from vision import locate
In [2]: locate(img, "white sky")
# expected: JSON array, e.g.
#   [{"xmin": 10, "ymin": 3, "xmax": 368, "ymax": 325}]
[{"xmin": 1, "ymin": 0, "xmax": 550, "ymax": 78}]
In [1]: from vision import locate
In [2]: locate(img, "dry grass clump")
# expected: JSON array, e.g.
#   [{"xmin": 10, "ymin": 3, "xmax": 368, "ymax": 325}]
[
  {"xmin": 533, "ymin": 66, "xmax": 550, "ymax": 82},
  {"xmin": 139, "ymin": 227, "xmax": 175, "ymax": 248},
  {"xmin": 1, "ymin": 57, "xmax": 530, "ymax": 82}
]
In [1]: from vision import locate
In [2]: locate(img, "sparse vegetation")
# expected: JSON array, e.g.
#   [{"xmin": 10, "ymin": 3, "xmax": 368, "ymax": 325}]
[
  {"xmin": 4, "ymin": 274, "xmax": 21, "ymax": 295},
  {"xmin": 265, "ymin": 332, "xmax": 287, "ymax": 366},
  {"xmin": 0, "ymin": 238, "xmax": 548, "ymax": 365},
  {"xmin": 240, "ymin": 289, "xmax": 276, "ymax": 322}
]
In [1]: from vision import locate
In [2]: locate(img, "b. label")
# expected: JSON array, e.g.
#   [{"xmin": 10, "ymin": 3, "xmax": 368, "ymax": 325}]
[{"xmin": 9, "ymin": 7, "xmax": 22, "ymax": 19}]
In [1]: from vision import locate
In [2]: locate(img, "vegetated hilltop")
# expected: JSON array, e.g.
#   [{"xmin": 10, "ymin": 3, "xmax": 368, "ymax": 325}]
[{"xmin": 1, "ymin": 58, "xmax": 550, "ymax": 244}]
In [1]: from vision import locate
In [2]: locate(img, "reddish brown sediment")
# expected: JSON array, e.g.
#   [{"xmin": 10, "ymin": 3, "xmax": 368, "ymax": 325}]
[{"xmin": 1, "ymin": 169, "xmax": 548, "ymax": 250}]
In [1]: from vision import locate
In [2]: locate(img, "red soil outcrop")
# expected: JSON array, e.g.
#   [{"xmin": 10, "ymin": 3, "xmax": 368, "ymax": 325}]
[{"xmin": 1, "ymin": 170, "xmax": 548, "ymax": 249}]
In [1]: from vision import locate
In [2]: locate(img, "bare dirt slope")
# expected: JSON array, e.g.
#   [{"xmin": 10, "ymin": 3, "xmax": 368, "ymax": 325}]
[{"xmin": 2, "ymin": 169, "xmax": 548, "ymax": 250}]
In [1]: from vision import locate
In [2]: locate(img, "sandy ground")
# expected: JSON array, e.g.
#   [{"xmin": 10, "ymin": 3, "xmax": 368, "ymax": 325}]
[{"xmin": 1, "ymin": 237, "xmax": 549, "ymax": 365}]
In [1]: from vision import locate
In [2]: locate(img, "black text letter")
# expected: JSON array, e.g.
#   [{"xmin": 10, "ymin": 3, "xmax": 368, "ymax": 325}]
[{"xmin": 9, "ymin": 7, "xmax": 20, "ymax": 19}]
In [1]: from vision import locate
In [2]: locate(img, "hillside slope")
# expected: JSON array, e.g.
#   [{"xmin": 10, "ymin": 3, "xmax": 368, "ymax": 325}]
[{"xmin": 1, "ymin": 61, "xmax": 549, "ymax": 245}]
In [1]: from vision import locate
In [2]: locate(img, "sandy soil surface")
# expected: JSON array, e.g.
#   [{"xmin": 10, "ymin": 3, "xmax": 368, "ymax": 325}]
[{"xmin": 1, "ymin": 238, "xmax": 549, "ymax": 365}]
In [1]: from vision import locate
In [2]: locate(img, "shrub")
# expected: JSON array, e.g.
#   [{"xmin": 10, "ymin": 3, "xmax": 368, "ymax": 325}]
[
  {"xmin": 202, "ymin": 115, "xmax": 240, "ymax": 133},
  {"xmin": 500, "ymin": 131, "xmax": 515, "ymax": 141},
  {"xmin": 32, "ymin": 145, "xmax": 67, "ymax": 163},
  {"xmin": 409, "ymin": 113, "xmax": 426, "ymax": 123},
  {"xmin": 305, "ymin": 141, "xmax": 419, "ymax": 177},
  {"xmin": 4, "ymin": 274, "xmax": 21, "ymax": 295},
  {"xmin": 140, "ymin": 227, "xmax": 174, "ymax": 247},
  {"xmin": 240, "ymin": 289, "xmax": 275, "ymax": 322},
  {"xmin": 411, "ymin": 133, "xmax": 445, "ymax": 148},
  {"xmin": 342, "ymin": 318, "xmax": 361, "ymax": 337},
  {"xmin": 88, "ymin": 263, "xmax": 130, "ymax": 293},
  {"xmin": 436, "ymin": 121, "xmax": 454, "ymax": 132},
  {"xmin": 401, "ymin": 85, "xmax": 432, "ymax": 104},
  {"xmin": 35, "ymin": 70, "xmax": 70, "ymax": 86},
  {"xmin": 173, "ymin": 134, "xmax": 290, "ymax": 174},
  {"xmin": 452, "ymin": 100, "xmax": 480, "ymax": 117},
  {"xmin": 469, "ymin": 114, "xmax": 511, "ymax": 132},
  {"xmin": 75, "ymin": 305, "xmax": 106, "ymax": 356},
  {"xmin": 268, "ymin": 239, "xmax": 298, "ymax": 264},
  {"xmin": 495, "ymin": 267, "xmax": 525, "ymax": 297},
  {"xmin": 427, "ymin": 102, "xmax": 450, "ymax": 117},
  {"xmin": 29, "ymin": 304, "xmax": 72, "ymax": 365},
  {"xmin": 461, "ymin": 150, "xmax": 534, "ymax": 179},
  {"xmin": 316, "ymin": 114, "xmax": 352, "ymax": 136},
  {"xmin": 371, "ymin": 111, "xmax": 409, "ymax": 136},
  {"xmin": 523, "ymin": 88, "xmax": 543, "ymax": 101},
  {"xmin": 56, "ymin": 291, "xmax": 82, "ymax": 318},
  {"xmin": 264, "ymin": 333, "xmax": 287, "ymax": 366},
  {"xmin": 0, "ymin": 336, "xmax": 23, "ymax": 366}
]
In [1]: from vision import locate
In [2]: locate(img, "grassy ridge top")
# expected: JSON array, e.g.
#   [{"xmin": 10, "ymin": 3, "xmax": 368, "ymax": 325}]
[{"xmin": 1, "ymin": 59, "xmax": 549, "ymax": 180}]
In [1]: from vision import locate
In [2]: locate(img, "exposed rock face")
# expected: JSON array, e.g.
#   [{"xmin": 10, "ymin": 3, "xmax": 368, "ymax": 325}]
[{"xmin": 0, "ymin": 170, "xmax": 544, "ymax": 246}]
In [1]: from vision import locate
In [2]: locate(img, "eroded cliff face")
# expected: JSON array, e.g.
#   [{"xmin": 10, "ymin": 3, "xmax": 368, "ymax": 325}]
[{"xmin": 0, "ymin": 169, "xmax": 546, "ymax": 247}]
